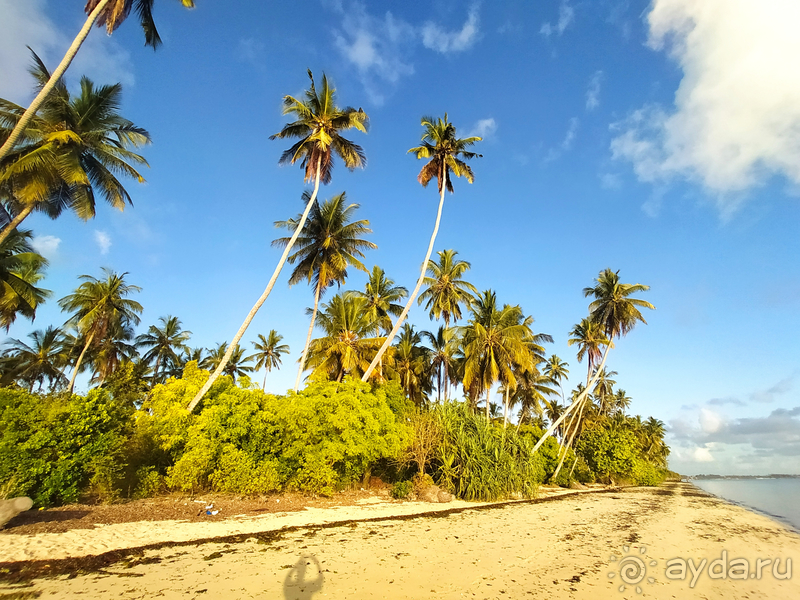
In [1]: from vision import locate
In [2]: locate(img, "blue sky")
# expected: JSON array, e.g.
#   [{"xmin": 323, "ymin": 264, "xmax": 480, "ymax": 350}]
[{"xmin": 2, "ymin": 0, "xmax": 799, "ymax": 475}]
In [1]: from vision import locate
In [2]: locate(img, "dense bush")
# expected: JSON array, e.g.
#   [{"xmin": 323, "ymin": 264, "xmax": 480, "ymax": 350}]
[
  {"xmin": 430, "ymin": 402, "xmax": 544, "ymax": 501},
  {"xmin": 0, "ymin": 388, "xmax": 133, "ymax": 505}
]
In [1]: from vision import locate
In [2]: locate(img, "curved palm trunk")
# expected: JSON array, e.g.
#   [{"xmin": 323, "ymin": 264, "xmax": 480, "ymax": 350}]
[
  {"xmin": 485, "ymin": 386, "xmax": 491, "ymax": 421},
  {"xmin": 0, "ymin": 0, "xmax": 112, "ymax": 165},
  {"xmin": 551, "ymin": 394, "xmax": 588, "ymax": 482},
  {"xmin": 362, "ymin": 183, "xmax": 447, "ymax": 381},
  {"xmin": 502, "ymin": 387, "xmax": 510, "ymax": 429},
  {"xmin": 67, "ymin": 330, "xmax": 95, "ymax": 394},
  {"xmin": 187, "ymin": 160, "xmax": 322, "ymax": 412},
  {"xmin": 0, "ymin": 205, "xmax": 34, "ymax": 246},
  {"xmin": 294, "ymin": 280, "xmax": 322, "ymax": 391},
  {"xmin": 532, "ymin": 343, "xmax": 612, "ymax": 454},
  {"xmin": 262, "ymin": 369, "xmax": 268, "ymax": 391}
]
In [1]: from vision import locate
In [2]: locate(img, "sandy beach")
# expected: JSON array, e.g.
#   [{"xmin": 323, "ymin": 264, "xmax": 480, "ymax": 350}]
[{"xmin": 0, "ymin": 482, "xmax": 797, "ymax": 599}]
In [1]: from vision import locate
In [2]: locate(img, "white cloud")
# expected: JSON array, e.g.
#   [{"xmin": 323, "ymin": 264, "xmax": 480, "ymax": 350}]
[
  {"xmin": 600, "ymin": 172, "xmax": 622, "ymax": 189},
  {"xmin": 94, "ymin": 230, "xmax": 112, "ymax": 255},
  {"xmin": 237, "ymin": 38, "xmax": 266, "ymax": 68},
  {"xmin": 699, "ymin": 408, "xmax": 724, "ymax": 434},
  {"xmin": 421, "ymin": 5, "xmax": 480, "ymax": 54},
  {"xmin": 540, "ymin": 2, "xmax": 575, "ymax": 37},
  {"xmin": 31, "ymin": 234, "xmax": 61, "ymax": 259},
  {"xmin": 544, "ymin": 117, "xmax": 579, "ymax": 162},
  {"xmin": 692, "ymin": 446, "xmax": 715, "ymax": 462},
  {"xmin": 468, "ymin": 118, "xmax": 497, "ymax": 140},
  {"xmin": 586, "ymin": 70, "xmax": 603, "ymax": 111},
  {"xmin": 0, "ymin": 0, "xmax": 133, "ymax": 103},
  {"xmin": 330, "ymin": 2, "xmax": 481, "ymax": 104},
  {"xmin": 611, "ymin": 0, "xmax": 800, "ymax": 213}
]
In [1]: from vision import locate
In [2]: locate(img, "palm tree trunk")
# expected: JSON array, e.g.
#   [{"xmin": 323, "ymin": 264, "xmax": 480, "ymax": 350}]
[
  {"xmin": 67, "ymin": 330, "xmax": 95, "ymax": 394},
  {"xmin": 531, "ymin": 343, "xmax": 612, "ymax": 454},
  {"xmin": 0, "ymin": 205, "xmax": 34, "ymax": 246},
  {"xmin": 186, "ymin": 159, "xmax": 322, "ymax": 412},
  {"xmin": 551, "ymin": 394, "xmax": 588, "ymax": 482},
  {"xmin": 0, "ymin": 0, "xmax": 112, "ymax": 165},
  {"xmin": 294, "ymin": 280, "xmax": 322, "ymax": 392},
  {"xmin": 262, "ymin": 370, "xmax": 268, "ymax": 391},
  {"xmin": 362, "ymin": 182, "xmax": 447, "ymax": 381},
  {"xmin": 485, "ymin": 386, "xmax": 491, "ymax": 421},
  {"xmin": 502, "ymin": 387, "xmax": 509, "ymax": 429}
]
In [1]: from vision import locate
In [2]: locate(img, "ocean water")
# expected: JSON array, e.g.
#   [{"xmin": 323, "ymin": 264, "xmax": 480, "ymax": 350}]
[{"xmin": 692, "ymin": 478, "xmax": 800, "ymax": 531}]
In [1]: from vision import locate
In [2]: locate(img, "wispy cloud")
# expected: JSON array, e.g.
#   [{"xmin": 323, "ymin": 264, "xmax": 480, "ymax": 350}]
[
  {"xmin": 421, "ymin": 5, "xmax": 480, "ymax": 54},
  {"xmin": 586, "ymin": 70, "xmax": 603, "ymax": 111},
  {"xmin": 540, "ymin": 1, "xmax": 575, "ymax": 37},
  {"xmin": 31, "ymin": 234, "xmax": 61, "ymax": 259},
  {"xmin": 330, "ymin": 2, "xmax": 482, "ymax": 104},
  {"xmin": 544, "ymin": 117, "xmax": 579, "ymax": 162},
  {"xmin": 0, "ymin": 0, "xmax": 133, "ymax": 102},
  {"xmin": 611, "ymin": 0, "xmax": 800, "ymax": 215},
  {"xmin": 467, "ymin": 117, "xmax": 497, "ymax": 140},
  {"xmin": 94, "ymin": 230, "xmax": 112, "ymax": 255},
  {"xmin": 237, "ymin": 38, "xmax": 266, "ymax": 69}
]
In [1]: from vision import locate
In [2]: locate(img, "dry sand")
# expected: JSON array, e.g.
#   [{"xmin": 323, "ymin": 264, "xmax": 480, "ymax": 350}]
[{"xmin": 0, "ymin": 482, "xmax": 798, "ymax": 599}]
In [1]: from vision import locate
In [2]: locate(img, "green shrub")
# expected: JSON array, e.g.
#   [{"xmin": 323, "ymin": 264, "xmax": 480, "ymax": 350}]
[
  {"xmin": 431, "ymin": 402, "xmax": 541, "ymax": 501},
  {"xmin": 392, "ymin": 480, "xmax": 413, "ymax": 499},
  {"xmin": 631, "ymin": 459, "xmax": 666, "ymax": 486},
  {"xmin": 577, "ymin": 427, "xmax": 639, "ymax": 482},
  {"xmin": 0, "ymin": 388, "xmax": 133, "ymax": 506},
  {"xmin": 518, "ymin": 424, "xmax": 578, "ymax": 487}
]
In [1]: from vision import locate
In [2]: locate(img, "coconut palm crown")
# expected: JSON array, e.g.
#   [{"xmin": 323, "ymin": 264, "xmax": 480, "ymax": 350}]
[
  {"xmin": 86, "ymin": 1, "xmax": 196, "ymax": 49},
  {"xmin": 409, "ymin": 114, "xmax": 481, "ymax": 194},
  {"xmin": 583, "ymin": 268, "xmax": 655, "ymax": 339},
  {"xmin": 269, "ymin": 70, "xmax": 368, "ymax": 184}
]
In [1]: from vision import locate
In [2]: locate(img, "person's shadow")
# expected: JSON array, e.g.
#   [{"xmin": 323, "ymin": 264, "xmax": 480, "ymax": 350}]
[{"xmin": 283, "ymin": 554, "xmax": 324, "ymax": 600}]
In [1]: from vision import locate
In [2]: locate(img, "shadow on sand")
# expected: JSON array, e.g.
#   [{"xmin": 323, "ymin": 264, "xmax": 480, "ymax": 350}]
[{"xmin": 283, "ymin": 554, "xmax": 324, "ymax": 600}]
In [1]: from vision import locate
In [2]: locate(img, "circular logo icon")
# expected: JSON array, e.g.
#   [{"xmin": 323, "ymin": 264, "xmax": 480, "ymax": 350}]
[{"xmin": 608, "ymin": 545, "xmax": 657, "ymax": 594}]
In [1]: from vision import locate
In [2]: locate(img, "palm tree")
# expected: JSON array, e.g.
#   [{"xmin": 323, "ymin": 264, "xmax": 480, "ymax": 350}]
[
  {"xmin": 356, "ymin": 266, "xmax": 408, "ymax": 335},
  {"xmin": 0, "ymin": 52, "xmax": 151, "ymax": 244},
  {"xmin": 188, "ymin": 71, "xmax": 368, "ymax": 412},
  {"xmin": 567, "ymin": 318, "xmax": 610, "ymax": 385},
  {"xmin": 422, "ymin": 325, "xmax": 458, "ymax": 402},
  {"xmin": 0, "ymin": 229, "xmax": 50, "ymax": 331},
  {"xmin": 251, "ymin": 330, "xmax": 290, "ymax": 390},
  {"xmin": 273, "ymin": 191, "xmax": 376, "ymax": 391},
  {"xmin": 460, "ymin": 290, "xmax": 535, "ymax": 421},
  {"xmin": 611, "ymin": 388, "xmax": 632, "ymax": 416},
  {"xmin": 512, "ymin": 367, "xmax": 558, "ymax": 430},
  {"xmin": 544, "ymin": 354, "xmax": 569, "ymax": 401},
  {"xmin": 533, "ymin": 269, "xmax": 654, "ymax": 454},
  {"xmin": 363, "ymin": 115, "xmax": 480, "ymax": 381},
  {"xmin": 2, "ymin": 326, "xmax": 68, "ymax": 391},
  {"xmin": 88, "ymin": 320, "xmax": 138, "ymax": 384},
  {"xmin": 389, "ymin": 324, "xmax": 431, "ymax": 406},
  {"xmin": 305, "ymin": 293, "xmax": 383, "ymax": 382},
  {"xmin": 417, "ymin": 249, "xmax": 477, "ymax": 327},
  {"xmin": 592, "ymin": 368, "xmax": 618, "ymax": 415},
  {"xmin": 58, "ymin": 268, "xmax": 142, "ymax": 393},
  {"xmin": 0, "ymin": 0, "xmax": 194, "ymax": 165},
  {"xmin": 135, "ymin": 315, "xmax": 192, "ymax": 386},
  {"xmin": 200, "ymin": 342, "xmax": 253, "ymax": 382}
]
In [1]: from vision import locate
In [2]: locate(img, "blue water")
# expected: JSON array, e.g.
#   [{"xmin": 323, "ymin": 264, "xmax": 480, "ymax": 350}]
[{"xmin": 692, "ymin": 478, "xmax": 800, "ymax": 531}]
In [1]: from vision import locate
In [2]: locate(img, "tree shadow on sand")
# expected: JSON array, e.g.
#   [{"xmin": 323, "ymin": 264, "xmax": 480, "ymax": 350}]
[{"xmin": 283, "ymin": 554, "xmax": 324, "ymax": 600}]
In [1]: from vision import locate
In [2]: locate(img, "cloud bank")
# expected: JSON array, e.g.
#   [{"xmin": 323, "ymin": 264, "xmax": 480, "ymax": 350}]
[{"xmin": 611, "ymin": 0, "xmax": 800, "ymax": 212}]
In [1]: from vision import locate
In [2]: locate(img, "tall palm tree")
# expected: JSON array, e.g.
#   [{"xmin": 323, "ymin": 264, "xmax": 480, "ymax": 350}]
[
  {"xmin": 355, "ymin": 266, "xmax": 408, "ymax": 335},
  {"xmin": 388, "ymin": 324, "xmax": 431, "ymax": 406},
  {"xmin": 533, "ymin": 269, "xmax": 654, "ymax": 454},
  {"xmin": 2, "ymin": 326, "xmax": 68, "ymax": 392},
  {"xmin": 592, "ymin": 368, "xmax": 618, "ymax": 415},
  {"xmin": 305, "ymin": 293, "xmax": 383, "ymax": 383},
  {"xmin": 200, "ymin": 342, "xmax": 253, "ymax": 382},
  {"xmin": 0, "ymin": 229, "xmax": 50, "ymax": 331},
  {"xmin": 88, "ymin": 320, "xmax": 138, "ymax": 384},
  {"xmin": 422, "ymin": 325, "xmax": 459, "ymax": 402},
  {"xmin": 0, "ymin": 0, "xmax": 194, "ymax": 165},
  {"xmin": 188, "ymin": 71, "xmax": 368, "ymax": 412},
  {"xmin": 273, "ymin": 191, "xmax": 376, "ymax": 391},
  {"xmin": 363, "ymin": 115, "xmax": 480, "ymax": 381},
  {"xmin": 0, "ymin": 52, "xmax": 151, "ymax": 244},
  {"xmin": 417, "ymin": 249, "xmax": 477, "ymax": 327},
  {"xmin": 58, "ymin": 268, "xmax": 142, "ymax": 393},
  {"xmin": 251, "ymin": 330, "xmax": 290, "ymax": 390},
  {"xmin": 544, "ymin": 354, "xmax": 569, "ymax": 401},
  {"xmin": 611, "ymin": 388, "xmax": 632, "ymax": 416},
  {"xmin": 567, "ymin": 318, "xmax": 610, "ymax": 385},
  {"xmin": 135, "ymin": 315, "xmax": 192, "ymax": 386},
  {"xmin": 460, "ymin": 290, "xmax": 535, "ymax": 421}
]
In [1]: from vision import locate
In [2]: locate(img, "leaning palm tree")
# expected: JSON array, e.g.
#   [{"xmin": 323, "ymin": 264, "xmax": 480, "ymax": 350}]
[
  {"xmin": 417, "ymin": 249, "xmax": 477, "ymax": 327},
  {"xmin": 273, "ymin": 191, "xmax": 376, "ymax": 391},
  {"xmin": 363, "ymin": 115, "xmax": 480, "ymax": 381},
  {"xmin": 0, "ymin": 229, "xmax": 50, "ymax": 331},
  {"xmin": 0, "ymin": 52, "xmax": 151, "ymax": 244},
  {"xmin": 188, "ymin": 71, "xmax": 368, "ymax": 412},
  {"xmin": 135, "ymin": 315, "xmax": 192, "ymax": 386},
  {"xmin": 58, "ymin": 268, "xmax": 142, "ymax": 393},
  {"xmin": 533, "ymin": 269, "xmax": 654, "ymax": 454},
  {"xmin": 0, "ymin": 0, "xmax": 195, "ymax": 165},
  {"xmin": 251, "ymin": 330, "xmax": 290, "ymax": 390},
  {"xmin": 200, "ymin": 342, "xmax": 253, "ymax": 382},
  {"xmin": 2, "ymin": 326, "xmax": 68, "ymax": 392}
]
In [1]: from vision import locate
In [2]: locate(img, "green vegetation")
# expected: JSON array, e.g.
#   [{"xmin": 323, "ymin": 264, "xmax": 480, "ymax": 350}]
[{"xmin": 1, "ymin": 63, "xmax": 672, "ymax": 507}]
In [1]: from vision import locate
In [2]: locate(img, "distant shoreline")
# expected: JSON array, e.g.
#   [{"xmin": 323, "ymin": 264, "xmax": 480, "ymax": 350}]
[{"xmin": 690, "ymin": 473, "xmax": 800, "ymax": 480}]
